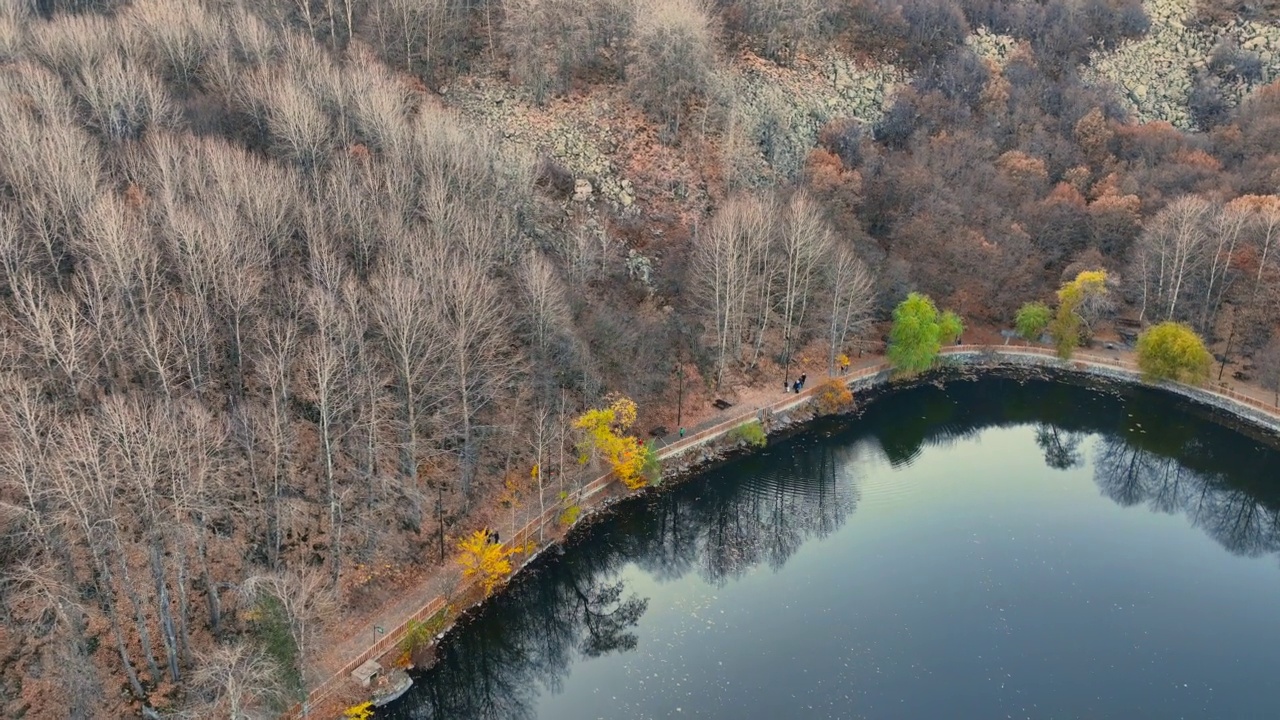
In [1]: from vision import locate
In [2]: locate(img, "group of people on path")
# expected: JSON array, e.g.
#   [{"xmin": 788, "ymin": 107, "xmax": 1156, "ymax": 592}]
[{"xmin": 790, "ymin": 374, "xmax": 808, "ymax": 394}]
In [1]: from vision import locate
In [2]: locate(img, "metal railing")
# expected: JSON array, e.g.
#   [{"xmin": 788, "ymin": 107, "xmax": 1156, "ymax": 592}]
[{"xmin": 940, "ymin": 344, "xmax": 1280, "ymax": 419}]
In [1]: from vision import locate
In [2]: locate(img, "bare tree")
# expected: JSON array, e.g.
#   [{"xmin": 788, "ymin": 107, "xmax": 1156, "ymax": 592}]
[
  {"xmin": 526, "ymin": 399, "xmax": 558, "ymax": 541},
  {"xmin": 99, "ymin": 396, "xmax": 187, "ymax": 682},
  {"xmin": 9, "ymin": 272, "xmax": 97, "ymax": 401},
  {"xmin": 730, "ymin": 0, "xmax": 823, "ymax": 62},
  {"xmin": 373, "ymin": 0, "xmax": 461, "ymax": 83},
  {"xmin": 826, "ymin": 245, "xmax": 875, "ymax": 373},
  {"xmin": 254, "ymin": 319, "xmax": 300, "ymax": 569},
  {"xmin": 243, "ymin": 73, "xmax": 332, "ymax": 175},
  {"xmin": 166, "ymin": 204, "xmax": 269, "ymax": 396},
  {"xmin": 370, "ymin": 270, "xmax": 446, "ymax": 501},
  {"xmin": 501, "ymin": 0, "xmax": 632, "ymax": 102},
  {"xmin": 1132, "ymin": 195, "xmax": 1213, "ymax": 324},
  {"xmin": 0, "ymin": 3, "xmax": 28, "ymax": 65},
  {"xmin": 241, "ymin": 569, "xmax": 337, "ymax": 686},
  {"xmin": 0, "ymin": 377, "xmax": 56, "ymax": 549},
  {"xmin": 0, "ymin": 69, "xmax": 103, "ymax": 274},
  {"xmin": 75, "ymin": 55, "xmax": 176, "ymax": 143},
  {"xmin": 433, "ymin": 255, "xmax": 518, "ymax": 504},
  {"xmin": 630, "ymin": 0, "xmax": 717, "ymax": 140},
  {"xmin": 692, "ymin": 195, "xmax": 777, "ymax": 386},
  {"xmin": 518, "ymin": 251, "xmax": 573, "ymax": 353},
  {"xmin": 1245, "ymin": 195, "xmax": 1280, "ymax": 298},
  {"xmin": 1199, "ymin": 200, "xmax": 1250, "ymax": 333},
  {"xmin": 190, "ymin": 642, "xmax": 284, "ymax": 720},
  {"xmin": 129, "ymin": 0, "xmax": 215, "ymax": 91},
  {"xmin": 777, "ymin": 191, "xmax": 833, "ymax": 384},
  {"xmin": 52, "ymin": 414, "xmax": 149, "ymax": 698},
  {"xmin": 302, "ymin": 290, "xmax": 354, "ymax": 585}
]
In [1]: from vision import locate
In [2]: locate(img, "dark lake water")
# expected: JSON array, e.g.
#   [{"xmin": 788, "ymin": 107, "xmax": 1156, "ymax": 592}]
[{"xmin": 379, "ymin": 375, "xmax": 1280, "ymax": 720}]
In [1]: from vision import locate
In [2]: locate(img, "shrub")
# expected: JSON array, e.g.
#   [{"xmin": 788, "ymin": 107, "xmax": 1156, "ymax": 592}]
[
  {"xmin": 915, "ymin": 48, "xmax": 989, "ymax": 107},
  {"xmin": 1114, "ymin": 0, "xmax": 1151, "ymax": 40},
  {"xmin": 640, "ymin": 439, "xmax": 662, "ymax": 486},
  {"xmin": 814, "ymin": 378, "xmax": 854, "ymax": 414},
  {"xmin": 727, "ymin": 419, "xmax": 767, "ymax": 447},
  {"xmin": 1189, "ymin": 74, "xmax": 1230, "ymax": 131},
  {"xmin": 819, "ymin": 118, "xmax": 864, "ymax": 168},
  {"xmin": 1208, "ymin": 42, "xmax": 1264, "ymax": 83},
  {"xmin": 1136, "ymin": 322, "xmax": 1212, "ymax": 385},
  {"xmin": 559, "ymin": 504, "xmax": 582, "ymax": 527},
  {"xmin": 248, "ymin": 594, "xmax": 302, "ymax": 699},
  {"xmin": 399, "ymin": 607, "xmax": 449, "ymax": 655},
  {"xmin": 629, "ymin": 0, "xmax": 717, "ymax": 141},
  {"xmin": 1015, "ymin": 301, "xmax": 1051, "ymax": 342}
]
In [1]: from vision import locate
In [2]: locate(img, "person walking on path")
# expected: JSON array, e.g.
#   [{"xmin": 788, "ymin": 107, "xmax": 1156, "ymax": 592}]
[{"xmin": 798, "ymin": 374, "xmax": 807, "ymax": 390}]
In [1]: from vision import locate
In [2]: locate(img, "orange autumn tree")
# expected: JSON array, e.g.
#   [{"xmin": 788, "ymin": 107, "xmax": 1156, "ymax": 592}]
[{"xmin": 573, "ymin": 395, "xmax": 659, "ymax": 490}]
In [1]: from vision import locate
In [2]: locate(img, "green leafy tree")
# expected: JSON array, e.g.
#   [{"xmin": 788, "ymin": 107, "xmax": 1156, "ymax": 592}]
[
  {"xmin": 1136, "ymin": 322, "xmax": 1213, "ymax": 384},
  {"xmin": 1015, "ymin": 302, "xmax": 1052, "ymax": 342},
  {"xmin": 887, "ymin": 293, "xmax": 962, "ymax": 374},
  {"xmin": 940, "ymin": 310, "xmax": 964, "ymax": 344}
]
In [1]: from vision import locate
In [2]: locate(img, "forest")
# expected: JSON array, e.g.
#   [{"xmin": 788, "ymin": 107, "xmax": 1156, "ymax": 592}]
[{"xmin": 0, "ymin": 0, "xmax": 1279, "ymax": 717}]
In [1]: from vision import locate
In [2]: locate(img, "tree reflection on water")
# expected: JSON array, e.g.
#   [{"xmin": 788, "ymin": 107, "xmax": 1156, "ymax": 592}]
[{"xmin": 382, "ymin": 374, "xmax": 1280, "ymax": 719}]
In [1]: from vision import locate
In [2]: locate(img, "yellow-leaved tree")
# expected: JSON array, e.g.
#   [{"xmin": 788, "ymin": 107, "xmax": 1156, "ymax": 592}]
[
  {"xmin": 1136, "ymin": 322, "xmax": 1213, "ymax": 384},
  {"xmin": 1050, "ymin": 270, "xmax": 1109, "ymax": 358},
  {"xmin": 573, "ymin": 395, "xmax": 660, "ymax": 490},
  {"xmin": 456, "ymin": 530, "xmax": 521, "ymax": 597},
  {"xmin": 344, "ymin": 702, "xmax": 374, "ymax": 720}
]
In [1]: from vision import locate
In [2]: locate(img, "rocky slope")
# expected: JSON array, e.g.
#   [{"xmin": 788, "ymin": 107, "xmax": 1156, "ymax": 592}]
[{"xmin": 1084, "ymin": 0, "xmax": 1280, "ymax": 127}]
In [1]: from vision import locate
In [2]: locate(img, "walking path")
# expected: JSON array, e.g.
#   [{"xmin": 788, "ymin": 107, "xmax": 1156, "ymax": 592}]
[{"xmin": 290, "ymin": 344, "xmax": 1280, "ymax": 717}]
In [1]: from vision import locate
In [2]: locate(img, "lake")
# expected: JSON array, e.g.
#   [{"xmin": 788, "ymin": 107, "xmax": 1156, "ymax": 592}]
[{"xmin": 378, "ymin": 374, "xmax": 1280, "ymax": 720}]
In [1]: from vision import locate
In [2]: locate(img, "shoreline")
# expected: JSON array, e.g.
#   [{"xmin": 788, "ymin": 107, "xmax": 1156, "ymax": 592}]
[{"xmin": 301, "ymin": 345, "xmax": 1280, "ymax": 717}]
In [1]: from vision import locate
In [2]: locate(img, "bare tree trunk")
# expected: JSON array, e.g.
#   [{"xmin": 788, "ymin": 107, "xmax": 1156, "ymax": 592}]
[
  {"xmin": 150, "ymin": 541, "xmax": 182, "ymax": 682},
  {"xmin": 117, "ymin": 550, "xmax": 162, "ymax": 683},
  {"xmin": 194, "ymin": 514, "xmax": 221, "ymax": 633}
]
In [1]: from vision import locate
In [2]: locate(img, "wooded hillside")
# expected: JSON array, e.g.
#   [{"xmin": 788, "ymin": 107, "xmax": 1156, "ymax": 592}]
[{"xmin": 1, "ymin": 0, "xmax": 1278, "ymax": 717}]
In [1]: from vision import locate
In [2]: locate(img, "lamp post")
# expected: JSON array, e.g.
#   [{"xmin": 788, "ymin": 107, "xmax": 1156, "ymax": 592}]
[
  {"xmin": 676, "ymin": 361, "xmax": 684, "ymax": 432},
  {"xmin": 782, "ymin": 328, "xmax": 791, "ymax": 392}
]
